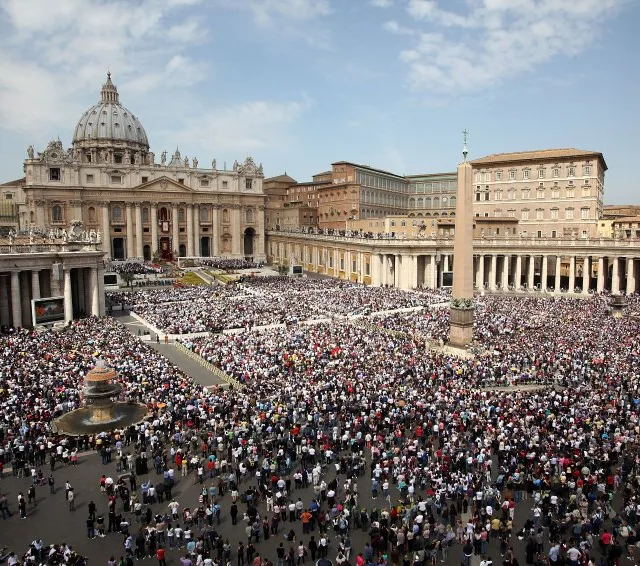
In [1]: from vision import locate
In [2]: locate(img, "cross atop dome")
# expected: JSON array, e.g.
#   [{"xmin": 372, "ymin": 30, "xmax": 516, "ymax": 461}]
[{"xmin": 101, "ymin": 71, "xmax": 119, "ymax": 104}]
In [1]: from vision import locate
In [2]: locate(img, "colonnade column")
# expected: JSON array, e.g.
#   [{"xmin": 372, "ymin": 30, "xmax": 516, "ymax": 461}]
[
  {"xmin": 612, "ymin": 257, "xmax": 620, "ymax": 294},
  {"xmin": 172, "ymin": 204, "xmax": 180, "ymax": 257},
  {"xmin": 193, "ymin": 205, "xmax": 200, "ymax": 257},
  {"xmin": 527, "ymin": 255, "xmax": 535, "ymax": 289},
  {"xmin": 568, "ymin": 256, "xmax": 576, "ymax": 292},
  {"xmin": 91, "ymin": 267, "xmax": 100, "ymax": 317},
  {"xmin": 626, "ymin": 258, "xmax": 636, "ymax": 295},
  {"xmin": 31, "ymin": 270, "xmax": 41, "ymax": 301},
  {"xmin": 256, "ymin": 206, "xmax": 266, "ymax": 259},
  {"xmin": 502, "ymin": 255, "xmax": 510, "ymax": 290},
  {"xmin": 64, "ymin": 268, "xmax": 73, "ymax": 324},
  {"xmin": 515, "ymin": 255, "xmax": 522, "ymax": 290},
  {"xmin": 555, "ymin": 256, "xmax": 562, "ymax": 292},
  {"xmin": 0, "ymin": 275, "xmax": 10, "ymax": 326},
  {"xmin": 212, "ymin": 206, "xmax": 220, "ymax": 256},
  {"xmin": 541, "ymin": 255, "xmax": 548, "ymax": 292},
  {"xmin": 102, "ymin": 203, "xmax": 111, "ymax": 259},
  {"xmin": 10, "ymin": 271, "xmax": 21, "ymax": 328},
  {"xmin": 232, "ymin": 205, "xmax": 242, "ymax": 256},
  {"xmin": 476, "ymin": 255, "xmax": 485, "ymax": 289},
  {"xmin": 597, "ymin": 257, "xmax": 605, "ymax": 293},
  {"xmin": 126, "ymin": 203, "xmax": 134, "ymax": 259},
  {"xmin": 186, "ymin": 205, "xmax": 194, "ymax": 257},
  {"xmin": 150, "ymin": 204, "xmax": 158, "ymax": 257},
  {"xmin": 489, "ymin": 254, "xmax": 497, "ymax": 291},
  {"xmin": 134, "ymin": 203, "xmax": 143, "ymax": 259},
  {"xmin": 583, "ymin": 256, "xmax": 590, "ymax": 294}
]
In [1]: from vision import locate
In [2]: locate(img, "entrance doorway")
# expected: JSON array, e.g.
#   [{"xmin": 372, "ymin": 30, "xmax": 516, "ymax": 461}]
[
  {"xmin": 179, "ymin": 244, "xmax": 186, "ymax": 257},
  {"xmin": 244, "ymin": 228, "xmax": 255, "ymax": 257},
  {"xmin": 143, "ymin": 245, "xmax": 151, "ymax": 261},
  {"xmin": 200, "ymin": 236, "xmax": 210, "ymax": 257},
  {"xmin": 112, "ymin": 238, "xmax": 125, "ymax": 260},
  {"xmin": 160, "ymin": 237, "xmax": 172, "ymax": 261}
]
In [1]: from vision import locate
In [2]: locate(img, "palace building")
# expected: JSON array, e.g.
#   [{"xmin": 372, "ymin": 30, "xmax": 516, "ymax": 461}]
[{"xmin": 20, "ymin": 73, "xmax": 266, "ymax": 262}]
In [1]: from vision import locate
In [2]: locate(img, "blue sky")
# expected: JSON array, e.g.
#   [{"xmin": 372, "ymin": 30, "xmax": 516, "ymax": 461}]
[{"xmin": 0, "ymin": 0, "xmax": 637, "ymax": 203}]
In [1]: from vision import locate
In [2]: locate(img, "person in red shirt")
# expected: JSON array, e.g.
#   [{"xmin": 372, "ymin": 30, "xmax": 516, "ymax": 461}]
[{"xmin": 156, "ymin": 546, "xmax": 166, "ymax": 566}]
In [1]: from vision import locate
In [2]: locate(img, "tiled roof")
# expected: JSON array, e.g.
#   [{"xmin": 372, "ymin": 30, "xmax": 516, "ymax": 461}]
[{"xmin": 471, "ymin": 148, "xmax": 605, "ymax": 167}]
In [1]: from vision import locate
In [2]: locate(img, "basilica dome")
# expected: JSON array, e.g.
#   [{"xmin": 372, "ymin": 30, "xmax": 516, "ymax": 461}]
[{"xmin": 72, "ymin": 73, "xmax": 149, "ymax": 152}]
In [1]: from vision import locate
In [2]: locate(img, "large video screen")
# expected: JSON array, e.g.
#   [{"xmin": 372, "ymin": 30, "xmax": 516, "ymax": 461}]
[
  {"xmin": 104, "ymin": 273, "xmax": 118, "ymax": 286},
  {"xmin": 291, "ymin": 265, "xmax": 303, "ymax": 275},
  {"xmin": 32, "ymin": 297, "xmax": 65, "ymax": 325},
  {"xmin": 441, "ymin": 271, "xmax": 453, "ymax": 287}
]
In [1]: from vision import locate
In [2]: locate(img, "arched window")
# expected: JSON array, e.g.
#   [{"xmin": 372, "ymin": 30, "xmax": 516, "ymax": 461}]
[
  {"xmin": 88, "ymin": 206, "xmax": 96, "ymax": 222},
  {"xmin": 222, "ymin": 208, "xmax": 230, "ymax": 223},
  {"xmin": 246, "ymin": 208, "xmax": 254, "ymax": 223},
  {"xmin": 52, "ymin": 205, "xmax": 63, "ymax": 222},
  {"xmin": 159, "ymin": 207, "xmax": 168, "ymax": 221},
  {"xmin": 178, "ymin": 207, "xmax": 185, "ymax": 222},
  {"xmin": 112, "ymin": 205, "xmax": 122, "ymax": 221}
]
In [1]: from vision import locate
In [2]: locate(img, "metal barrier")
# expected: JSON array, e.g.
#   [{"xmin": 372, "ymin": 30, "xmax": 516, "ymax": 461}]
[{"xmin": 174, "ymin": 341, "xmax": 242, "ymax": 388}]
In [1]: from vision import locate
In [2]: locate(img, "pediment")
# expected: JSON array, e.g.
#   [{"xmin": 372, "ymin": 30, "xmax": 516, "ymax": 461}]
[{"xmin": 135, "ymin": 175, "xmax": 194, "ymax": 193}]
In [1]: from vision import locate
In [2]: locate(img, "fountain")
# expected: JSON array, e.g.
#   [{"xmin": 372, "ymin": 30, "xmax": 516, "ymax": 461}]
[{"xmin": 52, "ymin": 359, "xmax": 149, "ymax": 436}]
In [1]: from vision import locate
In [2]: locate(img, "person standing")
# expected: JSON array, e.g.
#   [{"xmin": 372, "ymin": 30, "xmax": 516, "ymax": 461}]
[
  {"xmin": 68, "ymin": 487, "xmax": 75, "ymax": 510},
  {"xmin": 48, "ymin": 475, "xmax": 55, "ymax": 494},
  {"xmin": 156, "ymin": 546, "xmax": 166, "ymax": 566},
  {"xmin": 18, "ymin": 492, "xmax": 26, "ymax": 519}
]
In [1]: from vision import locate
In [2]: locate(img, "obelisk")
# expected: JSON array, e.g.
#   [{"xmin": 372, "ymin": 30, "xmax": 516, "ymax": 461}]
[{"xmin": 449, "ymin": 131, "xmax": 475, "ymax": 346}]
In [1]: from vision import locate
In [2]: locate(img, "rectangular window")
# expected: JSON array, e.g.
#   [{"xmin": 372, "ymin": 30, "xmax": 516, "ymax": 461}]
[
  {"xmin": 114, "ymin": 154, "xmax": 123, "ymax": 164},
  {"xmin": 365, "ymin": 262, "xmax": 370, "ymax": 276},
  {"xmin": 567, "ymin": 188, "xmax": 574, "ymax": 198},
  {"xmin": 536, "ymin": 209, "xmax": 544, "ymax": 221},
  {"xmin": 521, "ymin": 210, "xmax": 529, "ymax": 220},
  {"xmin": 584, "ymin": 165, "xmax": 591, "ymax": 175},
  {"xmin": 522, "ymin": 190, "xmax": 530, "ymax": 200},
  {"xmin": 568, "ymin": 166, "xmax": 576, "ymax": 176},
  {"xmin": 4, "ymin": 193, "xmax": 12, "ymax": 200},
  {"xmin": 509, "ymin": 170, "xmax": 516, "ymax": 180},
  {"xmin": 246, "ymin": 179, "xmax": 253, "ymax": 190},
  {"xmin": 86, "ymin": 174, "xmax": 94, "ymax": 183},
  {"xmin": 538, "ymin": 169, "xmax": 545, "ymax": 179},
  {"xmin": 475, "ymin": 193, "xmax": 481, "ymax": 201},
  {"xmin": 484, "ymin": 192, "xmax": 489, "ymax": 201},
  {"xmin": 200, "ymin": 179, "xmax": 210, "ymax": 187},
  {"xmin": 537, "ymin": 189, "xmax": 545, "ymax": 199},
  {"xmin": 566, "ymin": 209, "xmax": 574, "ymax": 220},
  {"xmin": 340, "ymin": 258, "xmax": 344, "ymax": 270},
  {"xmin": 523, "ymin": 169, "xmax": 530, "ymax": 180},
  {"xmin": 581, "ymin": 208, "xmax": 589, "ymax": 220},
  {"xmin": 110, "ymin": 175, "xmax": 122, "ymax": 184},
  {"xmin": 483, "ymin": 172, "xmax": 491, "ymax": 183},
  {"xmin": 553, "ymin": 168, "xmax": 559, "ymax": 178},
  {"xmin": 551, "ymin": 209, "xmax": 559, "ymax": 220},
  {"xmin": 552, "ymin": 189, "xmax": 559, "ymax": 199},
  {"xmin": 222, "ymin": 181, "xmax": 228, "ymax": 189},
  {"xmin": 141, "ymin": 176, "xmax": 148, "ymax": 183},
  {"xmin": 49, "ymin": 168, "xmax": 61, "ymax": 181},
  {"xmin": 551, "ymin": 230, "xmax": 557, "ymax": 238},
  {"xmin": 495, "ymin": 171, "xmax": 502, "ymax": 181},
  {"xmin": 178, "ymin": 179, "xmax": 184, "ymax": 184}
]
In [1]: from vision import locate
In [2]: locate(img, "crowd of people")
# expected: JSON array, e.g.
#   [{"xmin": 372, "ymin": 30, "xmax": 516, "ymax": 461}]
[
  {"xmin": 1, "ymin": 284, "xmax": 640, "ymax": 566},
  {"xmin": 195, "ymin": 259, "xmax": 265, "ymax": 271},
  {"xmin": 107, "ymin": 261, "xmax": 164, "ymax": 275}
]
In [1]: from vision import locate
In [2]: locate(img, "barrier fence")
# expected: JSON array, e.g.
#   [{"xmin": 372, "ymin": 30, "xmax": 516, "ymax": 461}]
[{"xmin": 174, "ymin": 341, "xmax": 241, "ymax": 388}]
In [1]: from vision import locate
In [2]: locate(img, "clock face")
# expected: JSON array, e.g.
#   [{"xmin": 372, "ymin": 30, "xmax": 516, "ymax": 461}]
[{"xmin": 51, "ymin": 153, "xmax": 58, "ymax": 159}]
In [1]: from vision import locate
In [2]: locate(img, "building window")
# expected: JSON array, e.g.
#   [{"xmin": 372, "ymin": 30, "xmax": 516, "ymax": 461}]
[
  {"xmin": 52, "ymin": 205, "xmax": 63, "ymax": 222},
  {"xmin": 495, "ymin": 171, "xmax": 502, "ymax": 181},
  {"xmin": 522, "ymin": 190, "xmax": 530, "ymax": 199},
  {"xmin": 551, "ymin": 230, "xmax": 557, "ymax": 238},
  {"xmin": 536, "ymin": 209, "xmax": 544, "ymax": 221},
  {"xmin": 584, "ymin": 165, "xmax": 591, "ymax": 175},
  {"xmin": 178, "ymin": 179, "xmax": 184, "ymax": 184},
  {"xmin": 551, "ymin": 208, "xmax": 559, "ymax": 220},
  {"xmin": 507, "ymin": 209, "xmax": 516, "ymax": 218},
  {"xmin": 141, "ymin": 176, "xmax": 148, "ymax": 183},
  {"xmin": 484, "ymin": 192, "xmax": 489, "ymax": 201},
  {"xmin": 112, "ymin": 206, "xmax": 122, "ymax": 221},
  {"xmin": 568, "ymin": 166, "xmax": 576, "ymax": 177},
  {"xmin": 245, "ymin": 179, "xmax": 253, "ymax": 190},
  {"xmin": 246, "ymin": 209, "xmax": 254, "ymax": 223},
  {"xmin": 200, "ymin": 207, "xmax": 209, "ymax": 222},
  {"xmin": 114, "ymin": 154, "xmax": 123, "ymax": 164},
  {"xmin": 521, "ymin": 209, "xmax": 529, "ymax": 220},
  {"xmin": 88, "ymin": 206, "xmax": 96, "ymax": 222},
  {"xmin": 509, "ymin": 170, "xmax": 516, "ymax": 180},
  {"xmin": 553, "ymin": 168, "xmax": 560, "ymax": 178},
  {"xmin": 567, "ymin": 188, "xmax": 574, "ymax": 198},
  {"xmin": 581, "ymin": 208, "xmax": 590, "ymax": 220},
  {"xmin": 552, "ymin": 189, "xmax": 559, "ymax": 199},
  {"xmin": 523, "ymin": 169, "xmax": 530, "ymax": 180},
  {"xmin": 49, "ymin": 168, "xmax": 61, "ymax": 181},
  {"xmin": 340, "ymin": 258, "xmax": 344, "ymax": 270},
  {"xmin": 483, "ymin": 172, "xmax": 490, "ymax": 183},
  {"xmin": 537, "ymin": 189, "xmax": 545, "ymax": 199},
  {"xmin": 475, "ymin": 172, "xmax": 481, "ymax": 183},
  {"xmin": 178, "ymin": 208, "xmax": 185, "ymax": 222},
  {"xmin": 200, "ymin": 179, "xmax": 210, "ymax": 188},
  {"xmin": 4, "ymin": 193, "xmax": 12, "ymax": 200},
  {"xmin": 475, "ymin": 193, "xmax": 481, "ymax": 202},
  {"xmin": 508, "ymin": 189, "xmax": 515, "ymax": 200},
  {"xmin": 142, "ymin": 207, "xmax": 149, "ymax": 222},
  {"xmin": 222, "ymin": 181, "xmax": 228, "ymax": 189},
  {"xmin": 86, "ymin": 174, "xmax": 94, "ymax": 183},
  {"xmin": 565, "ymin": 208, "xmax": 574, "ymax": 220},
  {"xmin": 538, "ymin": 169, "xmax": 545, "ymax": 179},
  {"xmin": 401, "ymin": 220, "xmax": 406, "ymax": 227},
  {"xmin": 495, "ymin": 190, "xmax": 502, "ymax": 201},
  {"xmin": 110, "ymin": 175, "xmax": 122, "ymax": 184}
]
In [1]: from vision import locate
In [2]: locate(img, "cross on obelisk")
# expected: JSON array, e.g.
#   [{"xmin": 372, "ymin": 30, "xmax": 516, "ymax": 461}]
[{"xmin": 449, "ymin": 129, "xmax": 475, "ymax": 347}]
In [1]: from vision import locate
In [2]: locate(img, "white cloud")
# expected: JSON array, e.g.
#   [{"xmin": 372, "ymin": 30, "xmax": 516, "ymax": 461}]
[
  {"xmin": 383, "ymin": 20, "xmax": 415, "ymax": 35},
  {"xmin": 0, "ymin": 0, "xmax": 210, "ymax": 136},
  {"xmin": 371, "ymin": 0, "xmax": 394, "ymax": 7},
  {"xmin": 171, "ymin": 98, "xmax": 313, "ymax": 156},
  {"xmin": 395, "ymin": 0, "xmax": 627, "ymax": 92}
]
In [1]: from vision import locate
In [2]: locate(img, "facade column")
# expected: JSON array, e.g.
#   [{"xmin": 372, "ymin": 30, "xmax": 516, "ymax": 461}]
[
  {"xmin": 10, "ymin": 271, "xmax": 21, "ymax": 328},
  {"xmin": 102, "ymin": 203, "xmax": 111, "ymax": 259},
  {"xmin": 515, "ymin": 255, "xmax": 522, "ymax": 290},
  {"xmin": 393, "ymin": 254, "xmax": 401, "ymax": 287},
  {"xmin": 527, "ymin": 255, "xmax": 535, "ymax": 289},
  {"xmin": 134, "ymin": 203, "xmax": 143, "ymax": 259},
  {"xmin": 91, "ymin": 267, "xmax": 100, "ymax": 316},
  {"xmin": 186, "ymin": 205, "xmax": 194, "ymax": 257},
  {"xmin": 150, "ymin": 204, "xmax": 158, "ymax": 257},
  {"xmin": 407, "ymin": 255, "xmax": 417, "ymax": 289},
  {"xmin": 443, "ymin": 255, "xmax": 449, "ymax": 272},
  {"xmin": 232, "ymin": 206, "xmax": 242, "ymax": 256},
  {"xmin": 555, "ymin": 256, "xmax": 562, "ymax": 292},
  {"xmin": 0, "ymin": 275, "xmax": 10, "ymax": 327},
  {"xmin": 541, "ymin": 255, "xmax": 548, "ymax": 292},
  {"xmin": 502, "ymin": 255, "xmax": 510, "ymax": 290},
  {"xmin": 256, "ymin": 206, "xmax": 266, "ymax": 260},
  {"xmin": 627, "ymin": 258, "xmax": 636, "ymax": 295},
  {"xmin": 597, "ymin": 257, "xmax": 605, "ymax": 293},
  {"xmin": 612, "ymin": 257, "xmax": 621, "ymax": 294},
  {"xmin": 63, "ymin": 268, "xmax": 73, "ymax": 323},
  {"xmin": 50, "ymin": 263, "xmax": 62, "ymax": 297},
  {"xmin": 126, "ymin": 203, "xmax": 134, "ymax": 259},
  {"xmin": 212, "ymin": 206, "xmax": 220, "ymax": 256},
  {"xmin": 583, "ymin": 256, "xmax": 591, "ymax": 294},
  {"xmin": 489, "ymin": 254, "xmax": 497, "ymax": 291},
  {"xmin": 31, "ymin": 270, "xmax": 41, "ymax": 300},
  {"xmin": 568, "ymin": 256, "xmax": 576, "ymax": 292},
  {"xmin": 193, "ymin": 205, "xmax": 200, "ymax": 257},
  {"xmin": 172, "ymin": 204, "xmax": 180, "ymax": 257}
]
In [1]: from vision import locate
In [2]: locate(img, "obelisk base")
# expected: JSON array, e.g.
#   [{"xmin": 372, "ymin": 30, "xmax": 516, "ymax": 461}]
[{"xmin": 449, "ymin": 307, "xmax": 474, "ymax": 347}]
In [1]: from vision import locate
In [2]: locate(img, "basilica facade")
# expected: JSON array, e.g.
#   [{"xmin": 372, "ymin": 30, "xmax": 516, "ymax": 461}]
[{"xmin": 22, "ymin": 73, "xmax": 266, "ymax": 261}]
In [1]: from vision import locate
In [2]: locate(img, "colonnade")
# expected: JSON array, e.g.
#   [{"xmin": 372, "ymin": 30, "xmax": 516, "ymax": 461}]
[{"xmin": 0, "ymin": 265, "xmax": 103, "ymax": 328}]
